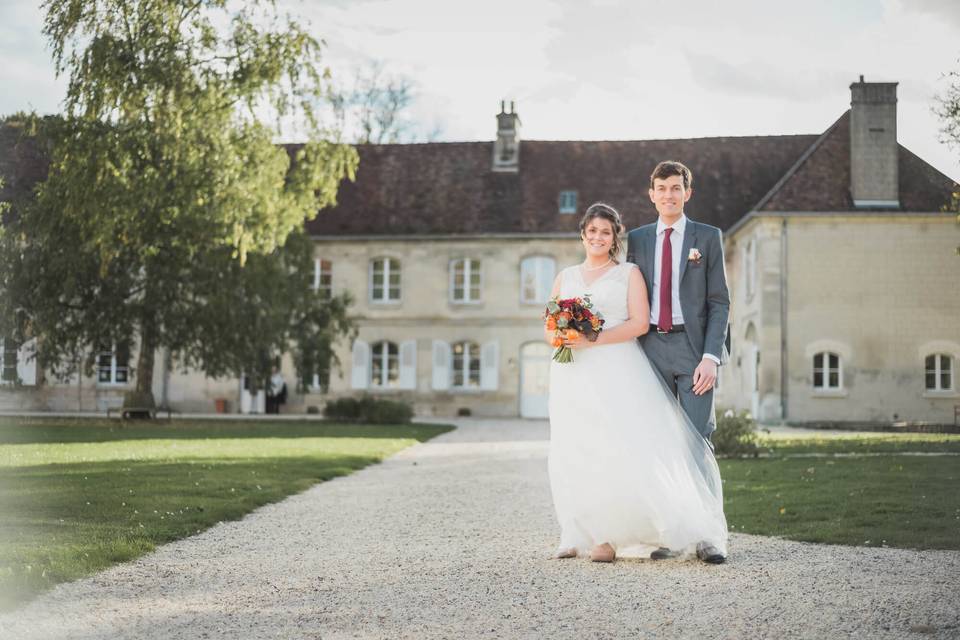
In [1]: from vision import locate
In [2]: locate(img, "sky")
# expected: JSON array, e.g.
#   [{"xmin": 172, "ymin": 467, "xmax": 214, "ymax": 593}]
[{"xmin": 2, "ymin": 0, "xmax": 959, "ymax": 181}]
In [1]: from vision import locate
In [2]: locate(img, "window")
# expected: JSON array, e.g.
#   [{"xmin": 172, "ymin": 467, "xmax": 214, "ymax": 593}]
[
  {"xmin": 1, "ymin": 338, "xmax": 17, "ymax": 384},
  {"xmin": 743, "ymin": 238, "xmax": 757, "ymax": 298},
  {"xmin": 312, "ymin": 259, "xmax": 332, "ymax": 299},
  {"xmin": 520, "ymin": 256, "xmax": 556, "ymax": 304},
  {"xmin": 812, "ymin": 352, "xmax": 841, "ymax": 390},
  {"xmin": 371, "ymin": 341, "xmax": 399, "ymax": 388},
  {"xmin": 559, "ymin": 190, "xmax": 578, "ymax": 214},
  {"xmin": 98, "ymin": 343, "xmax": 130, "ymax": 385},
  {"xmin": 450, "ymin": 258, "xmax": 481, "ymax": 303},
  {"xmin": 370, "ymin": 258, "xmax": 401, "ymax": 303},
  {"xmin": 452, "ymin": 341, "xmax": 481, "ymax": 389},
  {"xmin": 925, "ymin": 354, "xmax": 953, "ymax": 391}
]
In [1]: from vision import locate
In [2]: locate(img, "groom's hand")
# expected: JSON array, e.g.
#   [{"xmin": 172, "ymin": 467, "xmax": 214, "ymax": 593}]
[{"xmin": 692, "ymin": 358, "xmax": 717, "ymax": 396}]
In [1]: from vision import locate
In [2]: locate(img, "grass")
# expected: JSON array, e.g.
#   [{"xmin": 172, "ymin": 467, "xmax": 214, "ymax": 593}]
[
  {"xmin": 1, "ymin": 420, "xmax": 957, "ymax": 611},
  {"xmin": 756, "ymin": 432, "xmax": 960, "ymax": 455},
  {"xmin": 722, "ymin": 432, "xmax": 960, "ymax": 550},
  {"xmin": 0, "ymin": 417, "xmax": 452, "ymax": 611}
]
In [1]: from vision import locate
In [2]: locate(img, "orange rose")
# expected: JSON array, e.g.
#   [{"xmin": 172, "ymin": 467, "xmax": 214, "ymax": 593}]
[
  {"xmin": 551, "ymin": 336, "xmax": 563, "ymax": 347},
  {"xmin": 565, "ymin": 329, "xmax": 579, "ymax": 341},
  {"xmin": 545, "ymin": 317, "xmax": 557, "ymax": 330}
]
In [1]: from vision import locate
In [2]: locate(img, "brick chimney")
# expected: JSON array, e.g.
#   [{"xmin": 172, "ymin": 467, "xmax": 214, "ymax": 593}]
[
  {"xmin": 849, "ymin": 75, "xmax": 899, "ymax": 209},
  {"xmin": 492, "ymin": 100, "xmax": 520, "ymax": 172}
]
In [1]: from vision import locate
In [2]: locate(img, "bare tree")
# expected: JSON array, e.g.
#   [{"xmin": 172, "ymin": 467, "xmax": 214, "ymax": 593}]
[
  {"xmin": 331, "ymin": 62, "xmax": 442, "ymax": 144},
  {"xmin": 934, "ymin": 68, "xmax": 960, "ymax": 255}
]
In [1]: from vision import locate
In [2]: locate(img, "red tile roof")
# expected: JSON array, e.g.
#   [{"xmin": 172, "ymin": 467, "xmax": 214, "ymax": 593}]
[
  {"xmin": 302, "ymin": 134, "xmax": 820, "ymax": 236},
  {"xmin": 757, "ymin": 111, "xmax": 957, "ymax": 212}
]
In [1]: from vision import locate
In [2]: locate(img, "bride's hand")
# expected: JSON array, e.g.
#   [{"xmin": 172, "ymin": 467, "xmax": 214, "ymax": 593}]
[{"xmin": 562, "ymin": 332, "xmax": 592, "ymax": 350}]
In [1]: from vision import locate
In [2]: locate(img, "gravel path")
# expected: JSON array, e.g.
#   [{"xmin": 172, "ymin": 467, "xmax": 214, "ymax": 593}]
[{"xmin": 1, "ymin": 418, "xmax": 957, "ymax": 639}]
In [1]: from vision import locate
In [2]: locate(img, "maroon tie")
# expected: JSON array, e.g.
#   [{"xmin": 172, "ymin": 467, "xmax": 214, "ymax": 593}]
[{"xmin": 658, "ymin": 228, "xmax": 673, "ymax": 332}]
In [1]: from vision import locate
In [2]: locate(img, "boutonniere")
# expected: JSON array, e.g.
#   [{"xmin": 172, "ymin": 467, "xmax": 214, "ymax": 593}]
[{"xmin": 688, "ymin": 248, "xmax": 702, "ymax": 264}]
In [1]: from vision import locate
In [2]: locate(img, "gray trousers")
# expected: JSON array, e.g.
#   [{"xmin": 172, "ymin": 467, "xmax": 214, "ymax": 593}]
[{"xmin": 640, "ymin": 332, "xmax": 716, "ymax": 441}]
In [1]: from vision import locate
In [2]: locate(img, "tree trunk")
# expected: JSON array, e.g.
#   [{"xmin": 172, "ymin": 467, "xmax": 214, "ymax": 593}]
[{"xmin": 134, "ymin": 318, "xmax": 157, "ymax": 403}]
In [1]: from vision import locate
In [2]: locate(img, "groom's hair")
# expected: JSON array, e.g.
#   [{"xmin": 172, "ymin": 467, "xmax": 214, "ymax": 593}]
[{"xmin": 649, "ymin": 161, "xmax": 693, "ymax": 190}]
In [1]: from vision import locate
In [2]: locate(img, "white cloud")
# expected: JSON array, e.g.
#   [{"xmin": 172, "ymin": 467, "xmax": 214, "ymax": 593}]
[{"xmin": 1, "ymin": 0, "xmax": 958, "ymax": 180}]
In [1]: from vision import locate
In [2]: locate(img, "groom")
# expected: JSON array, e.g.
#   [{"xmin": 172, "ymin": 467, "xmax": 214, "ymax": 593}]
[{"xmin": 626, "ymin": 160, "xmax": 730, "ymax": 564}]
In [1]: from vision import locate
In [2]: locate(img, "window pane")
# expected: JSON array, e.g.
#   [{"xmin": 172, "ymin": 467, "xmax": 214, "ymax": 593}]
[
  {"xmin": 387, "ymin": 353, "xmax": 399, "ymax": 384},
  {"xmin": 942, "ymin": 355, "xmax": 952, "ymax": 373},
  {"xmin": 828, "ymin": 353, "xmax": 838, "ymax": 370},
  {"xmin": 942, "ymin": 371, "xmax": 952, "ymax": 390},
  {"xmin": 389, "ymin": 288, "xmax": 400, "ymax": 300},
  {"xmin": 452, "ymin": 343, "xmax": 464, "ymax": 386},
  {"xmin": 813, "ymin": 353, "xmax": 823, "ymax": 369},
  {"xmin": 828, "ymin": 371, "xmax": 839, "ymax": 388},
  {"xmin": 813, "ymin": 370, "xmax": 823, "ymax": 388},
  {"xmin": 469, "ymin": 358, "xmax": 480, "ymax": 386},
  {"xmin": 925, "ymin": 354, "xmax": 935, "ymax": 371},
  {"xmin": 926, "ymin": 373, "xmax": 937, "ymax": 390}
]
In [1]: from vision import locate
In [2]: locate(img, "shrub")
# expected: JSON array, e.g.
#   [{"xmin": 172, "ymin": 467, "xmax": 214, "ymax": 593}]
[
  {"xmin": 323, "ymin": 396, "xmax": 413, "ymax": 424},
  {"xmin": 713, "ymin": 409, "xmax": 760, "ymax": 457}
]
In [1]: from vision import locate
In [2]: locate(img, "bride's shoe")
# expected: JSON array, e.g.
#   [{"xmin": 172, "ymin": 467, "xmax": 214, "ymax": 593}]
[
  {"xmin": 555, "ymin": 548, "xmax": 578, "ymax": 559},
  {"xmin": 590, "ymin": 543, "xmax": 616, "ymax": 563}
]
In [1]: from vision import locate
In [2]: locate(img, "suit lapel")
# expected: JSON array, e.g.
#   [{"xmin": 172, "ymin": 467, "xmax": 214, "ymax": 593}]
[
  {"xmin": 679, "ymin": 221, "xmax": 697, "ymax": 283},
  {"xmin": 646, "ymin": 227, "xmax": 657, "ymax": 284}
]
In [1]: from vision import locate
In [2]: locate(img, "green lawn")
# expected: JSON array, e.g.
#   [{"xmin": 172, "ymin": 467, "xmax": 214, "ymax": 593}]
[
  {"xmin": 0, "ymin": 418, "xmax": 452, "ymax": 611},
  {"xmin": 723, "ymin": 432, "xmax": 960, "ymax": 550}
]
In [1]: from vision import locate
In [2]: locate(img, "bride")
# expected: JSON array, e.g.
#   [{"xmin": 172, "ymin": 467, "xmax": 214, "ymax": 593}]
[{"xmin": 546, "ymin": 202, "xmax": 727, "ymax": 563}]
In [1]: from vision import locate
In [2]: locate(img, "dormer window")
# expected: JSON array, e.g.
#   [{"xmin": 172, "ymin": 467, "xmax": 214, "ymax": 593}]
[{"xmin": 559, "ymin": 190, "xmax": 578, "ymax": 214}]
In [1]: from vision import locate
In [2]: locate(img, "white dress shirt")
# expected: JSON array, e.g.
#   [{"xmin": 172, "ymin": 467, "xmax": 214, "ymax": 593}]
[{"xmin": 650, "ymin": 214, "xmax": 720, "ymax": 365}]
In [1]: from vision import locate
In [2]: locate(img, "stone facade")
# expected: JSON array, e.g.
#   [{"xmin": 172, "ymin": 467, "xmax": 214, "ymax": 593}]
[{"xmin": 718, "ymin": 214, "xmax": 960, "ymax": 425}]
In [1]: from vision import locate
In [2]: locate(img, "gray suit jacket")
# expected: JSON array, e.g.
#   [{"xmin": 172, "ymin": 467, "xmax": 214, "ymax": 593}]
[{"xmin": 626, "ymin": 218, "xmax": 730, "ymax": 364}]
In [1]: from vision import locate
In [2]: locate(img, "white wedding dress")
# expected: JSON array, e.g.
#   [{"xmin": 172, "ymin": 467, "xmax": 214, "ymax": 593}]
[{"xmin": 548, "ymin": 262, "xmax": 728, "ymax": 558}]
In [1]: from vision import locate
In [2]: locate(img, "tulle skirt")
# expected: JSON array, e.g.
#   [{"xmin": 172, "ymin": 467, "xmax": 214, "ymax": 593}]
[{"xmin": 548, "ymin": 339, "xmax": 728, "ymax": 558}]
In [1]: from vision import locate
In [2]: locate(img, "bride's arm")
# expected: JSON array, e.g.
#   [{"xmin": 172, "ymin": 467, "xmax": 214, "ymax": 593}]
[{"xmin": 575, "ymin": 266, "xmax": 650, "ymax": 348}]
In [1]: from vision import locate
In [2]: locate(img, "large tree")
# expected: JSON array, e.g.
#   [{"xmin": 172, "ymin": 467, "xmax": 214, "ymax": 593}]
[{"xmin": 0, "ymin": 0, "xmax": 358, "ymax": 404}]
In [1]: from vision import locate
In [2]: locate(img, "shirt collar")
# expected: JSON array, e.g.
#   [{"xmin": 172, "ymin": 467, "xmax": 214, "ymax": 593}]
[{"xmin": 656, "ymin": 214, "xmax": 687, "ymax": 237}]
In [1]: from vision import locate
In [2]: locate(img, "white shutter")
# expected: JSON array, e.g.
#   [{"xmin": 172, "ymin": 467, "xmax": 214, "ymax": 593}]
[
  {"xmin": 16, "ymin": 339, "xmax": 37, "ymax": 386},
  {"xmin": 399, "ymin": 340, "xmax": 417, "ymax": 390},
  {"xmin": 431, "ymin": 340, "xmax": 451, "ymax": 391},
  {"xmin": 480, "ymin": 340, "xmax": 499, "ymax": 391},
  {"xmin": 351, "ymin": 339, "xmax": 370, "ymax": 390},
  {"xmin": 519, "ymin": 258, "xmax": 534, "ymax": 303},
  {"xmin": 538, "ymin": 258, "xmax": 556, "ymax": 303}
]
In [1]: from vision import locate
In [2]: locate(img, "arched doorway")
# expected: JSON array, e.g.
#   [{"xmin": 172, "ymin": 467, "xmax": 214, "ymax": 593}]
[{"xmin": 520, "ymin": 342, "xmax": 552, "ymax": 418}]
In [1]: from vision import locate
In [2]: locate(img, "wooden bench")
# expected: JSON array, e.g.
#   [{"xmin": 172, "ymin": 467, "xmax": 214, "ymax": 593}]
[{"xmin": 107, "ymin": 406, "xmax": 175, "ymax": 420}]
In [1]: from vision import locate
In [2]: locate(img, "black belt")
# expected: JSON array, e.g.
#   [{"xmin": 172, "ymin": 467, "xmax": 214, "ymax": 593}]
[{"xmin": 650, "ymin": 324, "xmax": 685, "ymax": 334}]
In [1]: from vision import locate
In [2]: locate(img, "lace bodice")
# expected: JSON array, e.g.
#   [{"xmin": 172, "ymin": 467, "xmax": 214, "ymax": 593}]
[{"xmin": 558, "ymin": 262, "xmax": 636, "ymax": 329}]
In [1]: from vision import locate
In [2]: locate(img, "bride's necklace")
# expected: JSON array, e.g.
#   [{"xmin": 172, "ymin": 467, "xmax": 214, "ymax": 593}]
[{"xmin": 581, "ymin": 258, "xmax": 612, "ymax": 272}]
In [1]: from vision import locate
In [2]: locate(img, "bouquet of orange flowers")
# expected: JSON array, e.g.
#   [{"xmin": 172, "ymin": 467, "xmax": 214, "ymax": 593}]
[{"xmin": 544, "ymin": 296, "xmax": 605, "ymax": 363}]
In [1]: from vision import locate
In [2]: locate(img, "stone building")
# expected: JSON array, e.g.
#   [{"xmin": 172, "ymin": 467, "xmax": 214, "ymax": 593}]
[{"xmin": 2, "ymin": 80, "xmax": 958, "ymax": 425}]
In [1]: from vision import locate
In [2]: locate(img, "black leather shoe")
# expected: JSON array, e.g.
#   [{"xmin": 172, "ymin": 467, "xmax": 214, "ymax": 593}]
[
  {"xmin": 696, "ymin": 542, "xmax": 726, "ymax": 564},
  {"xmin": 650, "ymin": 547, "xmax": 674, "ymax": 560}
]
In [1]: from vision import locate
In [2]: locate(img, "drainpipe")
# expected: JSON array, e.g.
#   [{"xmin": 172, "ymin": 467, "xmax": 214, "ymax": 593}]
[{"xmin": 779, "ymin": 218, "xmax": 788, "ymax": 422}]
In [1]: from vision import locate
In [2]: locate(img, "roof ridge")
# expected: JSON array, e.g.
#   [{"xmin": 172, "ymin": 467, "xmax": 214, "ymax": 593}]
[
  {"xmin": 525, "ymin": 133, "xmax": 818, "ymax": 144},
  {"xmin": 748, "ymin": 110, "xmax": 849, "ymax": 213}
]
